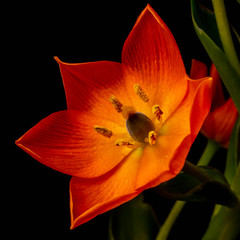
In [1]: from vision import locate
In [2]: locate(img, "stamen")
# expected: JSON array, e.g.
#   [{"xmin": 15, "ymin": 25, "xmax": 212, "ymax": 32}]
[
  {"xmin": 152, "ymin": 105, "xmax": 163, "ymax": 121},
  {"xmin": 109, "ymin": 95, "xmax": 123, "ymax": 113},
  {"xmin": 134, "ymin": 84, "xmax": 149, "ymax": 102},
  {"xmin": 115, "ymin": 139, "xmax": 135, "ymax": 148},
  {"xmin": 94, "ymin": 125, "xmax": 113, "ymax": 138},
  {"xmin": 147, "ymin": 131, "xmax": 157, "ymax": 145}
]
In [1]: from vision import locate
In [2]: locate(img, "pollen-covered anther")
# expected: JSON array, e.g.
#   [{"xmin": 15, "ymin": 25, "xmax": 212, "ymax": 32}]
[
  {"xmin": 134, "ymin": 84, "xmax": 149, "ymax": 102},
  {"xmin": 115, "ymin": 139, "xmax": 135, "ymax": 148},
  {"xmin": 152, "ymin": 105, "xmax": 163, "ymax": 121},
  {"xmin": 146, "ymin": 131, "xmax": 157, "ymax": 145},
  {"xmin": 94, "ymin": 125, "xmax": 113, "ymax": 138},
  {"xmin": 109, "ymin": 95, "xmax": 123, "ymax": 113}
]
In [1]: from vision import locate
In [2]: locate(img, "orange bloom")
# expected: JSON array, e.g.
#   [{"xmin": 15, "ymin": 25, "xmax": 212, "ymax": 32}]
[
  {"xmin": 16, "ymin": 5, "xmax": 212, "ymax": 229},
  {"xmin": 190, "ymin": 59, "xmax": 238, "ymax": 147}
]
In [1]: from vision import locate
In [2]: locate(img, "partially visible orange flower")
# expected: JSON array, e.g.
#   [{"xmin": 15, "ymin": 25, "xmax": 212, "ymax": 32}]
[
  {"xmin": 16, "ymin": 5, "xmax": 212, "ymax": 229},
  {"xmin": 190, "ymin": 59, "xmax": 238, "ymax": 147}
]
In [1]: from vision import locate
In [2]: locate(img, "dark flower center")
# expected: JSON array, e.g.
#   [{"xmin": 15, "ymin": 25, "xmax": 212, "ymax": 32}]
[{"xmin": 126, "ymin": 113, "xmax": 155, "ymax": 143}]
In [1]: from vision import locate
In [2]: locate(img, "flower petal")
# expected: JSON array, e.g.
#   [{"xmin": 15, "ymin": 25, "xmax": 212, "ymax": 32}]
[
  {"xmin": 55, "ymin": 58, "xmax": 148, "ymax": 129},
  {"xmin": 16, "ymin": 110, "xmax": 133, "ymax": 178},
  {"xmin": 69, "ymin": 148, "xmax": 144, "ymax": 229},
  {"xmin": 135, "ymin": 134, "xmax": 191, "ymax": 190},
  {"xmin": 187, "ymin": 77, "xmax": 213, "ymax": 139},
  {"xmin": 55, "ymin": 57, "xmax": 124, "ymax": 112},
  {"xmin": 69, "ymin": 135, "xmax": 192, "ymax": 229},
  {"xmin": 190, "ymin": 59, "xmax": 225, "ymax": 110},
  {"xmin": 190, "ymin": 59, "xmax": 208, "ymax": 79},
  {"xmin": 69, "ymin": 73, "xmax": 214, "ymax": 226},
  {"xmin": 121, "ymin": 4, "xmax": 187, "ymax": 122},
  {"xmin": 134, "ymin": 76, "xmax": 213, "ymax": 189},
  {"xmin": 70, "ymin": 92, "xmax": 210, "ymax": 228},
  {"xmin": 201, "ymin": 98, "xmax": 238, "ymax": 147},
  {"xmin": 161, "ymin": 77, "xmax": 213, "ymax": 139},
  {"xmin": 209, "ymin": 63, "xmax": 225, "ymax": 109}
]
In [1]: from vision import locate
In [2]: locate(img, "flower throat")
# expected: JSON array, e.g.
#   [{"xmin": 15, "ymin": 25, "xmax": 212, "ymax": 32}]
[{"xmin": 94, "ymin": 84, "xmax": 163, "ymax": 147}]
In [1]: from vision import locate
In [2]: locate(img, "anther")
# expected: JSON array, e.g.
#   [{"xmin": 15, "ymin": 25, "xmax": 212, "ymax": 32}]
[
  {"xmin": 152, "ymin": 105, "xmax": 163, "ymax": 121},
  {"xmin": 109, "ymin": 95, "xmax": 123, "ymax": 113},
  {"xmin": 115, "ymin": 139, "xmax": 135, "ymax": 148},
  {"xmin": 94, "ymin": 125, "xmax": 113, "ymax": 138},
  {"xmin": 147, "ymin": 131, "xmax": 157, "ymax": 145},
  {"xmin": 134, "ymin": 84, "xmax": 149, "ymax": 102}
]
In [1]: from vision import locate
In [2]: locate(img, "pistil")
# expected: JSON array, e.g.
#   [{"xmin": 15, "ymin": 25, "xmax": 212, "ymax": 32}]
[{"xmin": 126, "ymin": 113, "xmax": 155, "ymax": 143}]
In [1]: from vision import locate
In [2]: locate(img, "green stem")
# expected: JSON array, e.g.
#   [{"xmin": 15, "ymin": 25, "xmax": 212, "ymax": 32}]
[
  {"xmin": 155, "ymin": 201, "xmax": 185, "ymax": 240},
  {"xmin": 212, "ymin": 0, "xmax": 240, "ymax": 76},
  {"xmin": 198, "ymin": 140, "xmax": 220, "ymax": 166},
  {"xmin": 155, "ymin": 140, "xmax": 219, "ymax": 240}
]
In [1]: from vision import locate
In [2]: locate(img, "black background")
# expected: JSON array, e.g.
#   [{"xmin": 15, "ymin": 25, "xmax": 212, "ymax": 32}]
[{"xmin": 6, "ymin": 0, "xmax": 239, "ymax": 239}]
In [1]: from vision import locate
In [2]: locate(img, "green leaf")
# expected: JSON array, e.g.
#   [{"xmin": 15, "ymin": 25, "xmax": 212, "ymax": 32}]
[
  {"xmin": 202, "ymin": 205, "xmax": 240, "ymax": 240},
  {"xmin": 157, "ymin": 166, "xmax": 239, "ymax": 208},
  {"xmin": 191, "ymin": 0, "xmax": 240, "ymax": 113},
  {"xmin": 231, "ymin": 163, "xmax": 240, "ymax": 196},
  {"xmin": 224, "ymin": 116, "xmax": 240, "ymax": 184},
  {"xmin": 202, "ymin": 117, "xmax": 240, "ymax": 240},
  {"xmin": 232, "ymin": 25, "xmax": 240, "ymax": 44},
  {"xmin": 109, "ymin": 194, "xmax": 159, "ymax": 240}
]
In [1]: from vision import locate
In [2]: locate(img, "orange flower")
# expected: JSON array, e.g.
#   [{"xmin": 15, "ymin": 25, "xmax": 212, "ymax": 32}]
[
  {"xmin": 190, "ymin": 59, "xmax": 238, "ymax": 147},
  {"xmin": 16, "ymin": 5, "xmax": 212, "ymax": 229}
]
